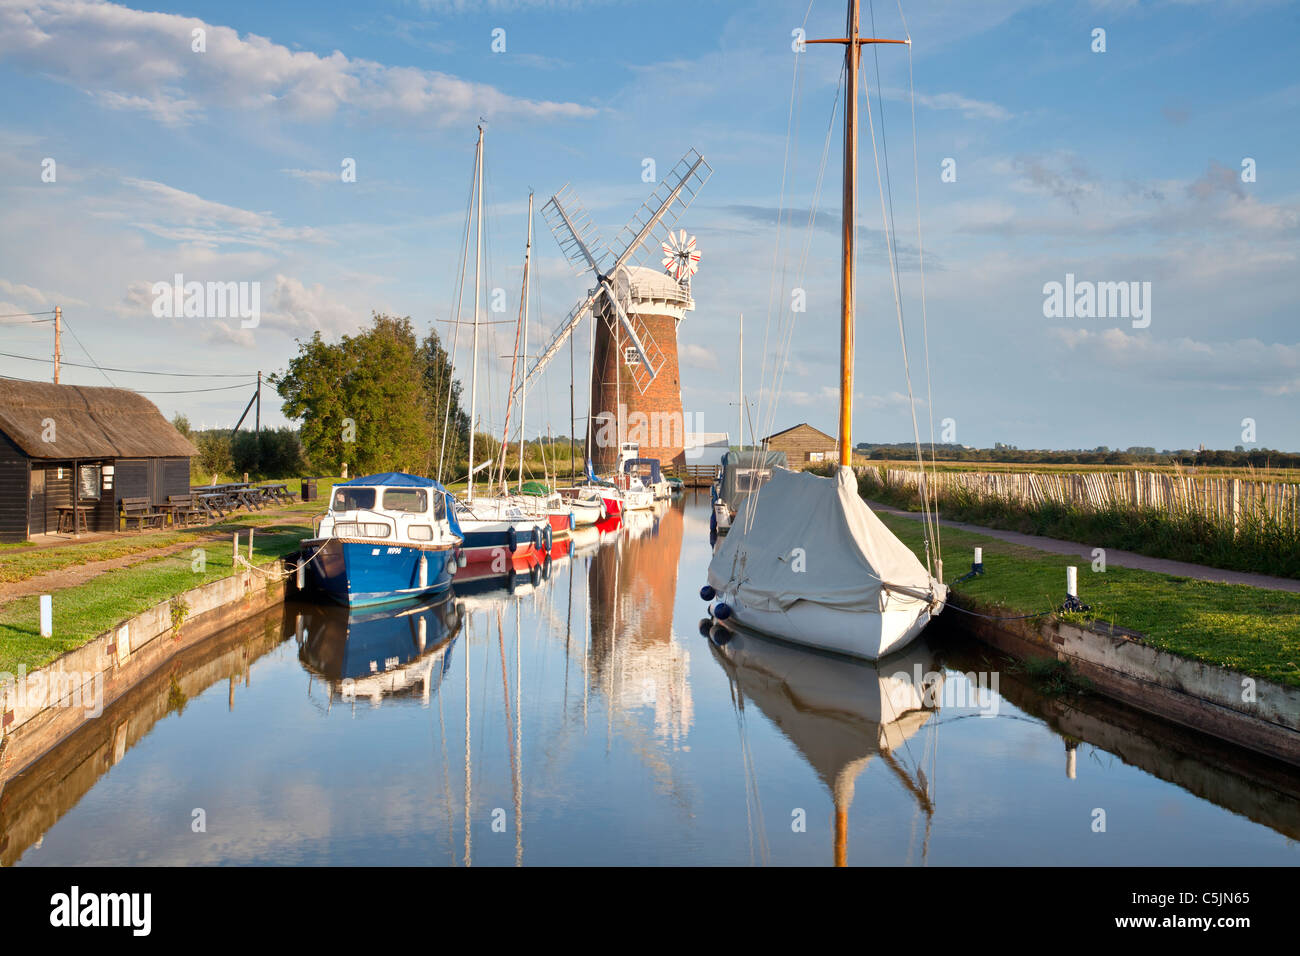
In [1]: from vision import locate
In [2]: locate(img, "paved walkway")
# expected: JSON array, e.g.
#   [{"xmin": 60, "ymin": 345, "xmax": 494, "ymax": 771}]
[{"xmin": 869, "ymin": 502, "xmax": 1300, "ymax": 594}]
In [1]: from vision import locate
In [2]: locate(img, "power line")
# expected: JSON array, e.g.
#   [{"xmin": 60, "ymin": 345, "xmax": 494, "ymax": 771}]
[
  {"xmin": 0, "ymin": 310, "xmax": 55, "ymax": 319},
  {"xmin": 59, "ymin": 315, "xmax": 115, "ymax": 387},
  {"xmin": 135, "ymin": 382, "xmax": 258, "ymax": 394},
  {"xmin": 0, "ymin": 371, "xmax": 256, "ymax": 394},
  {"xmin": 0, "ymin": 348, "xmax": 252, "ymax": 378}
]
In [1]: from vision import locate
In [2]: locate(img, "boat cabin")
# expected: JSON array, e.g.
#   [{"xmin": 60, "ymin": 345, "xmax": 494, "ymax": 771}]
[{"xmin": 321, "ymin": 472, "xmax": 459, "ymax": 544}]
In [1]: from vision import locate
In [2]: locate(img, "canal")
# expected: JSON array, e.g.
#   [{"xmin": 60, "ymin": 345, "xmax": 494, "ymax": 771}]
[{"xmin": 5, "ymin": 496, "xmax": 1298, "ymax": 866}]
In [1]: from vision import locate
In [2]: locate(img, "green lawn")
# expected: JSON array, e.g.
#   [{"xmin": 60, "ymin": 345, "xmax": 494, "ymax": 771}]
[
  {"xmin": 878, "ymin": 514, "xmax": 1300, "ymax": 689},
  {"xmin": 0, "ymin": 498, "xmax": 324, "ymax": 585},
  {"xmin": 0, "ymin": 525, "xmax": 308, "ymax": 674}
]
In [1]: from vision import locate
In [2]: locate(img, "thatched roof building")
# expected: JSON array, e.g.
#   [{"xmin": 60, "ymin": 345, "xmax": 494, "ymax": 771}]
[{"xmin": 0, "ymin": 379, "xmax": 198, "ymax": 539}]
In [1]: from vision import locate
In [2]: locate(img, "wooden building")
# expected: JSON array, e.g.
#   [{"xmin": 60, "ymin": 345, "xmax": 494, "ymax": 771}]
[
  {"xmin": 0, "ymin": 380, "xmax": 199, "ymax": 540},
  {"xmin": 760, "ymin": 423, "xmax": 837, "ymax": 468}
]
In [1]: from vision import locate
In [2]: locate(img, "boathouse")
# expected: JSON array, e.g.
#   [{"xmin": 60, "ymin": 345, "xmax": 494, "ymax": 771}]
[
  {"xmin": 0, "ymin": 380, "xmax": 199, "ymax": 540},
  {"xmin": 760, "ymin": 423, "xmax": 837, "ymax": 467}
]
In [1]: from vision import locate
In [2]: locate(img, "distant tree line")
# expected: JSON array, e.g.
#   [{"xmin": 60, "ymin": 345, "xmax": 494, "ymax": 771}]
[
  {"xmin": 171, "ymin": 414, "xmax": 307, "ymax": 481},
  {"xmin": 857, "ymin": 442, "xmax": 1300, "ymax": 469}
]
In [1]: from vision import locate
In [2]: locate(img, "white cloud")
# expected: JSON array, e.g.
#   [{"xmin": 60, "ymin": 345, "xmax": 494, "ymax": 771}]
[
  {"xmin": 0, "ymin": 0, "xmax": 597, "ymax": 128},
  {"xmin": 1056, "ymin": 328, "xmax": 1300, "ymax": 395},
  {"xmin": 679, "ymin": 342, "xmax": 718, "ymax": 371},
  {"xmin": 119, "ymin": 178, "xmax": 327, "ymax": 247}
]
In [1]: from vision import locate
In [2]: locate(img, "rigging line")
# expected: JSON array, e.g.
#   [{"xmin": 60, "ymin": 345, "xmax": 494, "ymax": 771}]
[
  {"xmin": 0, "ymin": 310, "xmax": 55, "ymax": 318},
  {"xmin": 756, "ymin": 8, "xmax": 809, "ymax": 465},
  {"xmin": 438, "ymin": 143, "xmax": 479, "ymax": 484},
  {"xmin": 860, "ymin": 28, "xmax": 939, "ymax": 576},
  {"xmin": 901, "ymin": 19, "xmax": 943, "ymax": 566},
  {"xmin": 873, "ymin": 0, "xmax": 941, "ymax": 564}
]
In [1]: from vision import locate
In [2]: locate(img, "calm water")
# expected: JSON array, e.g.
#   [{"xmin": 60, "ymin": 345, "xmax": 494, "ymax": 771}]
[{"xmin": 6, "ymin": 496, "xmax": 1299, "ymax": 866}]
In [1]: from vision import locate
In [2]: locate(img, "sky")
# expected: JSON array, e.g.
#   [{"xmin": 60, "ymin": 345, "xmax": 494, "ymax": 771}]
[{"xmin": 0, "ymin": 0, "xmax": 1297, "ymax": 452}]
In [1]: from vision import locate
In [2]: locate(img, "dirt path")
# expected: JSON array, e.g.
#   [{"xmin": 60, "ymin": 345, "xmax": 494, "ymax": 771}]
[{"xmin": 870, "ymin": 502, "xmax": 1300, "ymax": 594}]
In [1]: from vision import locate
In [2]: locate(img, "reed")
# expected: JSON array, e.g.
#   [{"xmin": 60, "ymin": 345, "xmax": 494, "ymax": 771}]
[{"xmin": 854, "ymin": 466, "xmax": 1300, "ymax": 580}]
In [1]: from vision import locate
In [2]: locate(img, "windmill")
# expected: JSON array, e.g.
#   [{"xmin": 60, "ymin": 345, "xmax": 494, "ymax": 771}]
[{"xmin": 517, "ymin": 149, "xmax": 712, "ymax": 401}]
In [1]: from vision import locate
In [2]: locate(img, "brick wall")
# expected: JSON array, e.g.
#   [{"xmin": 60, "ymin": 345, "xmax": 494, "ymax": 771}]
[{"xmin": 589, "ymin": 306, "xmax": 686, "ymax": 473}]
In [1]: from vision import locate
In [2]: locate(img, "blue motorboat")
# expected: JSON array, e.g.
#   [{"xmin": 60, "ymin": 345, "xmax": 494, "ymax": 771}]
[{"xmin": 301, "ymin": 472, "xmax": 464, "ymax": 607}]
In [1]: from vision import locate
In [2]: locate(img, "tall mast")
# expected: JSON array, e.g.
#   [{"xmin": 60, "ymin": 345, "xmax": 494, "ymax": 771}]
[
  {"xmin": 808, "ymin": 1, "xmax": 906, "ymax": 468},
  {"xmin": 737, "ymin": 312, "xmax": 744, "ymax": 453},
  {"xmin": 467, "ymin": 125, "xmax": 484, "ymax": 502},
  {"xmin": 839, "ymin": 0, "xmax": 859, "ymax": 468},
  {"xmin": 518, "ymin": 192, "xmax": 532, "ymax": 491}
]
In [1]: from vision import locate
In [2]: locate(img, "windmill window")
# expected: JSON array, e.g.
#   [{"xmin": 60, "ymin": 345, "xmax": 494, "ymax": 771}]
[{"xmin": 624, "ymin": 347, "xmax": 641, "ymax": 366}]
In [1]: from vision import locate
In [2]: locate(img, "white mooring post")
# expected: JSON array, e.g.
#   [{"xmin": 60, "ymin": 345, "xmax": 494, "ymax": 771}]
[
  {"xmin": 1066, "ymin": 566, "xmax": 1079, "ymax": 600},
  {"xmin": 39, "ymin": 594, "xmax": 53, "ymax": 637},
  {"xmin": 296, "ymin": 559, "xmax": 305, "ymax": 590},
  {"xmin": 974, "ymin": 546, "xmax": 983, "ymax": 570}
]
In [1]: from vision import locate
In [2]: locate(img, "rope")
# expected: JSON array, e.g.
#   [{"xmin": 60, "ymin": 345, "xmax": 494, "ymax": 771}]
[
  {"xmin": 233, "ymin": 537, "xmax": 330, "ymax": 580},
  {"xmin": 860, "ymin": 8, "xmax": 941, "ymax": 577}
]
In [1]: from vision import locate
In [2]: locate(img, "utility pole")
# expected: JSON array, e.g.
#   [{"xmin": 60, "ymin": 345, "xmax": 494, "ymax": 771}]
[{"xmin": 53, "ymin": 305, "xmax": 61, "ymax": 384}]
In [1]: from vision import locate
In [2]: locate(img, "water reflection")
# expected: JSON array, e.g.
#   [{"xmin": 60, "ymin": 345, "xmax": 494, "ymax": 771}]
[
  {"xmin": 707, "ymin": 623, "xmax": 941, "ymax": 866},
  {"xmin": 3, "ymin": 495, "xmax": 1299, "ymax": 865},
  {"xmin": 292, "ymin": 596, "xmax": 462, "ymax": 708}
]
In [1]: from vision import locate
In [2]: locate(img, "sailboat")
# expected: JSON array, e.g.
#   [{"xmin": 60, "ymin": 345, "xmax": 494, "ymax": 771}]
[
  {"xmin": 702, "ymin": 1, "xmax": 946, "ymax": 661},
  {"xmin": 451, "ymin": 126, "xmax": 551, "ymax": 565}
]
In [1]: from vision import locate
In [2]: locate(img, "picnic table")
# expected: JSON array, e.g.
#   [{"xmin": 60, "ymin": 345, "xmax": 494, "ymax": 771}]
[{"xmin": 56, "ymin": 504, "xmax": 92, "ymax": 534}]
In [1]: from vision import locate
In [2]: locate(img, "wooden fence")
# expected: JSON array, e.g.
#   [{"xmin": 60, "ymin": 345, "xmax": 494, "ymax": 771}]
[{"xmin": 861, "ymin": 467, "xmax": 1300, "ymax": 535}]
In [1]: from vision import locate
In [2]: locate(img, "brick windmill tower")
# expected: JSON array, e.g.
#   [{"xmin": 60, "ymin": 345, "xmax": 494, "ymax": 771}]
[{"xmin": 512, "ymin": 150, "xmax": 711, "ymax": 474}]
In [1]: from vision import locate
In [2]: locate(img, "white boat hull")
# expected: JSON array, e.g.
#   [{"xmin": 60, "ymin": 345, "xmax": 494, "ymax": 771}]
[{"xmin": 710, "ymin": 593, "xmax": 940, "ymax": 662}]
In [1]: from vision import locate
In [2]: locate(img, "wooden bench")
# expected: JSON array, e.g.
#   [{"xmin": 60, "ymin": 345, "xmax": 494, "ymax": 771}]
[
  {"xmin": 120, "ymin": 497, "xmax": 164, "ymax": 531},
  {"xmin": 165, "ymin": 494, "xmax": 206, "ymax": 526}
]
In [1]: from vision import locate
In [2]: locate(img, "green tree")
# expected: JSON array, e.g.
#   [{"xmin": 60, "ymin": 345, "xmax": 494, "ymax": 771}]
[
  {"xmin": 418, "ymin": 327, "xmax": 470, "ymax": 476},
  {"xmin": 272, "ymin": 313, "xmax": 462, "ymax": 477}
]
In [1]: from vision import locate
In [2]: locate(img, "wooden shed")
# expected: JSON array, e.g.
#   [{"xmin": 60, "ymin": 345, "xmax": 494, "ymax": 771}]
[
  {"xmin": 760, "ymin": 423, "xmax": 837, "ymax": 467},
  {"xmin": 0, "ymin": 380, "xmax": 199, "ymax": 540}
]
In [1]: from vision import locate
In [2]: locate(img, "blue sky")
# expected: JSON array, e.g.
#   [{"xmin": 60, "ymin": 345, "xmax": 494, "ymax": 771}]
[{"xmin": 1, "ymin": 0, "xmax": 1297, "ymax": 451}]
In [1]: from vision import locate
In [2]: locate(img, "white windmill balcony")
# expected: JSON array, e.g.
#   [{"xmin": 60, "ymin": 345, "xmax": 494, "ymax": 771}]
[{"xmin": 614, "ymin": 265, "xmax": 695, "ymax": 319}]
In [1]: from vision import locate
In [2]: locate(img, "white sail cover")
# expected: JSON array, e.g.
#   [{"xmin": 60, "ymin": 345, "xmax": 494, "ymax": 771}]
[{"xmin": 708, "ymin": 466, "xmax": 942, "ymax": 614}]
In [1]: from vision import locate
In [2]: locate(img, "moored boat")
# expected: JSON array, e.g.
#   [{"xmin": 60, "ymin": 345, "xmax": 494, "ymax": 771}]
[{"xmin": 301, "ymin": 473, "xmax": 463, "ymax": 608}]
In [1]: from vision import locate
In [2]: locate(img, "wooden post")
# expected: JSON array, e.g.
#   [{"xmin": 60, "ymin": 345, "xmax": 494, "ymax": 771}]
[
  {"xmin": 53, "ymin": 305, "xmax": 61, "ymax": 384},
  {"xmin": 232, "ymin": 531, "xmax": 239, "ymax": 565},
  {"xmin": 248, "ymin": 526, "xmax": 254, "ymax": 561},
  {"xmin": 1231, "ymin": 478, "xmax": 1240, "ymax": 539}
]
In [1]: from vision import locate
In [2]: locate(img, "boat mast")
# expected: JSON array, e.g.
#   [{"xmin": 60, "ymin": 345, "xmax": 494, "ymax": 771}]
[
  {"xmin": 809, "ymin": 1, "xmax": 906, "ymax": 468},
  {"xmin": 467, "ymin": 125, "xmax": 484, "ymax": 502},
  {"xmin": 839, "ymin": 1, "xmax": 859, "ymax": 469},
  {"xmin": 737, "ymin": 312, "xmax": 744, "ymax": 454},
  {"xmin": 518, "ymin": 193, "xmax": 532, "ymax": 492}
]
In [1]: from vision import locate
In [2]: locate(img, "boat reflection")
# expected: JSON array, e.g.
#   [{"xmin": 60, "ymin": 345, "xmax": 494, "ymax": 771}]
[
  {"xmin": 705, "ymin": 619, "xmax": 942, "ymax": 866},
  {"xmin": 290, "ymin": 594, "xmax": 463, "ymax": 707}
]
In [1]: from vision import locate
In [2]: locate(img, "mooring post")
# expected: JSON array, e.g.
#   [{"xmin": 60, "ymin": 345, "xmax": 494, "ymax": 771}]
[
  {"xmin": 1066, "ymin": 740, "xmax": 1078, "ymax": 780},
  {"xmin": 974, "ymin": 547, "xmax": 983, "ymax": 572},
  {"xmin": 248, "ymin": 527, "xmax": 254, "ymax": 562},
  {"xmin": 1066, "ymin": 566, "xmax": 1078, "ymax": 600},
  {"xmin": 39, "ymin": 594, "xmax": 53, "ymax": 637},
  {"xmin": 296, "ymin": 558, "xmax": 305, "ymax": 590}
]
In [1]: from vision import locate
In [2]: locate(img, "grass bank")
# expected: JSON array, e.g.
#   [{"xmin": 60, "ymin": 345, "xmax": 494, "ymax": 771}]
[
  {"xmin": 857, "ymin": 469, "xmax": 1300, "ymax": 580},
  {"xmin": 876, "ymin": 513, "xmax": 1300, "ymax": 689},
  {"xmin": 0, "ymin": 523, "xmax": 308, "ymax": 674}
]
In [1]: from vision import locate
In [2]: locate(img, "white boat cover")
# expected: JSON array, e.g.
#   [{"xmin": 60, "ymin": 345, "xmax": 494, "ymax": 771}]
[{"xmin": 707, "ymin": 466, "xmax": 943, "ymax": 614}]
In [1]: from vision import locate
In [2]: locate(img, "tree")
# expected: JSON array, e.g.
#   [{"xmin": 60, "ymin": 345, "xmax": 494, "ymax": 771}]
[
  {"xmin": 272, "ymin": 313, "xmax": 465, "ymax": 477},
  {"xmin": 418, "ymin": 327, "xmax": 470, "ymax": 476}
]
